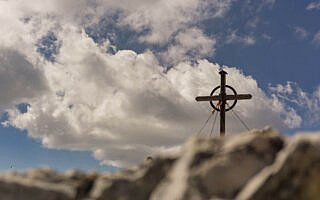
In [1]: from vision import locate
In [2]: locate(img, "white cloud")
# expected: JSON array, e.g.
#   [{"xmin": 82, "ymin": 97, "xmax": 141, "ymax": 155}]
[
  {"xmin": 4, "ymin": 27, "xmax": 298, "ymax": 167},
  {"xmin": 262, "ymin": 34, "xmax": 272, "ymax": 41},
  {"xmin": 226, "ymin": 31, "xmax": 256, "ymax": 46},
  {"xmin": 0, "ymin": 49, "xmax": 47, "ymax": 111},
  {"xmin": 0, "ymin": 0, "xmax": 228, "ymax": 67},
  {"xmin": 294, "ymin": 26, "xmax": 309, "ymax": 39},
  {"xmin": 247, "ymin": 17, "xmax": 260, "ymax": 28},
  {"xmin": 44, "ymin": 0, "xmax": 230, "ymax": 46},
  {"xmin": 313, "ymin": 30, "xmax": 320, "ymax": 45},
  {"xmin": 269, "ymin": 82, "xmax": 320, "ymax": 127},
  {"xmin": 111, "ymin": 0, "xmax": 232, "ymax": 44},
  {"xmin": 161, "ymin": 28, "xmax": 216, "ymax": 65},
  {"xmin": 306, "ymin": 1, "xmax": 320, "ymax": 10},
  {"xmin": 0, "ymin": 0, "xmax": 311, "ymax": 168}
]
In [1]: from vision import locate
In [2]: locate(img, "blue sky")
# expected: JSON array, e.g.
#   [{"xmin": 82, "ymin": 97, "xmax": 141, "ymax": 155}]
[
  {"xmin": 213, "ymin": 0, "xmax": 320, "ymax": 92},
  {"xmin": 0, "ymin": 0, "xmax": 320, "ymax": 171},
  {"xmin": 0, "ymin": 126, "xmax": 116, "ymax": 172}
]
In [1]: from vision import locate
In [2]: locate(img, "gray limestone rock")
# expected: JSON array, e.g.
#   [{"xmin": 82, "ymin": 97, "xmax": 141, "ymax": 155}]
[
  {"xmin": 0, "ymin": 168, "xmax": 98, "ymax": 200},
  {"xmin": 1, "ymin": 129, "xmax": 320, "ymax": 200},
  {"xmin": 150, "ymin": 128, "xmax": 284, "ymax": 200},
  {"xmin": 0, "ymin": 172, "xmax": 75, "ymax": 200},
  {"xmin": 89, "ymin": 157, "xmax": 177, "ymax": 200},
  {"xmin": 237, "ymin": 134, "xmax": 320, "ymax": 200}
]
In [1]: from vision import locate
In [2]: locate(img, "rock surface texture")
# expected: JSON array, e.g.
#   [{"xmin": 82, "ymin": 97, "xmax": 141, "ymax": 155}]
[{"xmin": 1, "ymin": 128, "xmax": 320, "ymax": 200}]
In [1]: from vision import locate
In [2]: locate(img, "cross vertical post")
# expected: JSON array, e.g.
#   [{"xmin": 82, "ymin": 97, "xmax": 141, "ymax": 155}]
[{"xmin": 219, "ymin": 70, "xmax": 227, "ymax": 136}]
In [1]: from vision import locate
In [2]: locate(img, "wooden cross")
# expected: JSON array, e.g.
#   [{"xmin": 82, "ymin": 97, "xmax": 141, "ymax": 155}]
[{"xmin": 195, "ymin": 70, "xmax": 252, "ymax": 136}]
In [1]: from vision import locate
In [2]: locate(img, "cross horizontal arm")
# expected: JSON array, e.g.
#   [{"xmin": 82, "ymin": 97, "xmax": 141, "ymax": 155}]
[{"xmin": 195, "ymin": 94, "xmax": 252, "ymax": 102}]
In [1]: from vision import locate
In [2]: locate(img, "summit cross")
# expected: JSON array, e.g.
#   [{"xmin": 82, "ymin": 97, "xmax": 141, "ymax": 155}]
[{"xmin": 195, "ymin": 70, "xmax": 252, "ymax": 136}]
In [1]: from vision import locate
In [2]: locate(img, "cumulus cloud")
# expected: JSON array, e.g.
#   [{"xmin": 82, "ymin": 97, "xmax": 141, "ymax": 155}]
[
  {"xmin": 160, "ymin": 28, "xmax": 216, "ymax": 65},
  {"xmin": 0, "ymin": 0, "xmax": 231, "ymax": 65},
  {"xmin": 0, "ymin": 49, "xmax": 47, "ymax": 110},
  {"xmin": 4, "ymin": 26, "xmax": 297, "ymax": 167},
  {"xmin": 0, "ymin": 0, "xmax": 311, "ymax": 168},
  {"xmin": 109, "ymin": 0, "xmax": 232, "ymax": 44}
]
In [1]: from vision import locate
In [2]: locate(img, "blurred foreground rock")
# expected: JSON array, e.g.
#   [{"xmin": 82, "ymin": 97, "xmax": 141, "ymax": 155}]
[{"xmin": 1, "ymin": 128, "xmax": 320, "ymax": 200}]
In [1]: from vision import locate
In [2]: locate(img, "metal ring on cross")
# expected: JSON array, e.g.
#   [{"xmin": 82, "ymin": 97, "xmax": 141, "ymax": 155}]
[{"xmin": 209, "ymin": 85, "xmax": 238, "ymax": 112}]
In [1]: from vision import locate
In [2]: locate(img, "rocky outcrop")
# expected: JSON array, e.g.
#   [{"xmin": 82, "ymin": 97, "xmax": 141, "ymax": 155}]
[
  {"xmin": 150, "ymin": 128, "xmax": 283, "ymax": 200},
  {"xmin": 90, "ymin": 157, "xmax": 176, "ymax": 200},
  {"xmin": 0, "ymin": 168, "xmax": 98, "ymax": 200},
  {"xmin": 237, "ymin": 134, "xmax": 320, "ymax": 200},
  {"xmin": 1, "ymin": 128, "xmax": 320, "ymax": 200}
]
